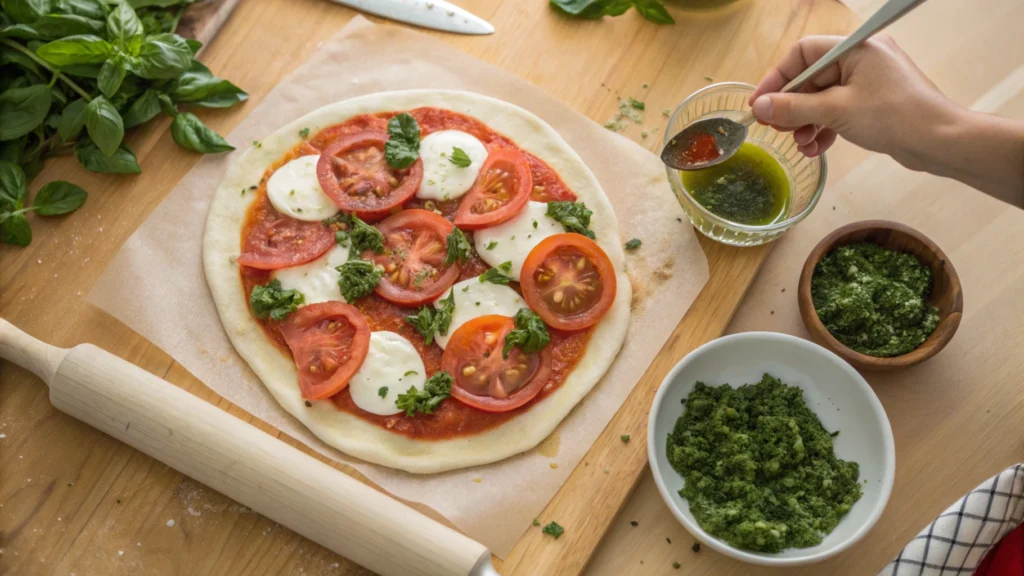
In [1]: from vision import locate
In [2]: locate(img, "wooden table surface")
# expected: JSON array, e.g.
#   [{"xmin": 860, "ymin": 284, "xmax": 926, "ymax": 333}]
[{"xmin": 3, "ymin": 1, "xmax": 1021, "ymax": 575}]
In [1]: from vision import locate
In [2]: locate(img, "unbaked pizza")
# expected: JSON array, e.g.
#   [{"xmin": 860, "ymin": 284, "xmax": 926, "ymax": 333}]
[{"xmin": 204, "ymin": 91, "xmax": 630, "ymax": 473}]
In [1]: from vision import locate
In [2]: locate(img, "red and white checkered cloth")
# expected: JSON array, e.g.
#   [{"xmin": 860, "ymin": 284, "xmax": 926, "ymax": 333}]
[{"xmin": 878, "ymin": 464, "xmax": 1024, "ymax": 575}]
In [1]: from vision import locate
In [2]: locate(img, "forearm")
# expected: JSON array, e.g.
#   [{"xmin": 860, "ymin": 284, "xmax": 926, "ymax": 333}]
[{"xmin": 925, "ymin": 109, "xmax": 1024, "ymax": 205}]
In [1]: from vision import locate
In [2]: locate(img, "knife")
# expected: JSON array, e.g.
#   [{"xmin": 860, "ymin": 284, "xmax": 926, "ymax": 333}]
[{"xmin": 330, "ymin": 0, "xmax": 495, "ymax": 35}]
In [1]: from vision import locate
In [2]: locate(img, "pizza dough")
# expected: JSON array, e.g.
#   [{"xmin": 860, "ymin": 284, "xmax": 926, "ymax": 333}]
[{"xmin": 204, "ymin": 90, "xmax": 631, "ymax": 473}]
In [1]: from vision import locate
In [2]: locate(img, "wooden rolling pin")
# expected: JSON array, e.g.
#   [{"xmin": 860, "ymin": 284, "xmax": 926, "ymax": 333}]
[{"xmin": 0, "ymin": 318, "xmax": 499, "ymax": 576}]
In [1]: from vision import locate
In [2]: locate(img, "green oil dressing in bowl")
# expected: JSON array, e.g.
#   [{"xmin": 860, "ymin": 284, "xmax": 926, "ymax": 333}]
[{"xmin": 680, "ymin": 142, "xmax": 791, "ymax": 226}]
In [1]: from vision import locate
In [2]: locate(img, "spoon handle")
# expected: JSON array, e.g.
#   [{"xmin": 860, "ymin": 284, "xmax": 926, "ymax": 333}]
[{"xmin": 742, "ymin": 0, "xmax": 928, "ymax": 126}]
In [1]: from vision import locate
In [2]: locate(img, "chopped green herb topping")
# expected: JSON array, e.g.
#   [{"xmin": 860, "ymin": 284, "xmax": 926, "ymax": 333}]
[
  {"xmin": 384, "ymin": 113, "xmax": 421, "ymax": 169},
  {"xmin": 443, "ymin": 227, "xmax": 472, "ymax": 266},
  {"xmin": 502, "ymin": 309, "xmax": 550, "ymax": 359},
  {"xmin": 336, "ymin": 260, "xmax": 382, "ymax": 301},
  {"xmin": 405, "ymin": 290, "xmax": 455, "ymax": 346},
  {"xmin": 378, "ymin": 386, "xmax": 388, "ymax": 398},
  {"xmin": 629, "ymin": 98, "xmax": 645, "ymax": 110},
  {"xmin": 667, "ymin": 374, "xmax": 863, "ymax": 553},
  {"xmin": 480, "ymin": 263, "xmax": 513, "ymax": 285},
  {"xmin": 546, "ymin": 201, "xmax": 595, "ymax": 239},
  {"xmin": 625, "ymin": 238, "xmax": 642, "ymax": 251},
  {"xmin": 485, "ymin": 240, "xmax": 498, "ymax": 251},
  {"xmin": 542, "ymin": 521, "xmax": 564, "ymax": 539},
  {"xmin": 395, "ymin": 371, "xmax": 452, "ymax": 416},
  {"xmin": 249, "ymin": 279, "xmax": 304, "ymax": 321},
  {"xmin": 620, "ymin": 434, "xmax": 630, "ymax": 443},
  {"xmin": 298, "ymin": 127, "xmax": 310, "ymax": 139},
  {"xmin": 404, "ymin": 370, "xmax": 418, "ymax": 377}
]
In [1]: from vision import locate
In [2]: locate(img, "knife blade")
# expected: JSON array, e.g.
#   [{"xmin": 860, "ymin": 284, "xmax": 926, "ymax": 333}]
[{"xmin": 330, "ymin": 0, "xmax": 494, "ymax": 35}]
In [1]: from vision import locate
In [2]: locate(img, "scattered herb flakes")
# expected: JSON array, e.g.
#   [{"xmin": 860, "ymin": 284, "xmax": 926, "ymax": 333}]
[
  {"xmin": 542, "ymin": 521, "xmax": 565, "ymax": 540},
  {"xmin": 663, "ymin": 108, "xmax": 672, "ymax": 117},
  {"xmin": 533, "ymin": 519, "xmax": 541, "ymax": 526},
  {"xmin": 298, "ymin": 127, "xmax": 310, "ymax": 139},
  {"xmin": 642, "ymin": 83, "xmax": 649, "ymax": 89},
  {"xmin": 304, "ymin": 401, "xmax": 312, "ymax": 407},
  {"xmin": 480, "ymin": 265, "xmax": 513, "ymax": 285},
  {"xmin": 532, "ymin": 220, "xmax": 538, "ymax": 229},
  {"xmin": 621, "ymin": 434, "xmax": 631, "ymax": 443},
  {"xmin": 704, "ymin": 76, "xmax": 714, "ymax": 82},
  {"xmin": 67, "ymin": 482, "xmax": 74, "ymax": 487},
  {"xmin": 252, "ymin": 140, "xmax": 262, "ymax": 148},
  {"xmin": 673, "ymin": 561, "xmax": 681, "ymax": 569},
  {"xmin": 666, "ymin": 537, "xmax": 672, "ymax": 544},
  {"xmin": 395, "ymin": 371, "xmax": 452, "ymax": 416},
  {"xmin": 378, "ymin": 386, "xmax": 388, "ymax": 398},
  {"xmin": 625, "ymin": 238, "xmax": 642, "ymax": 251},
  {"xmin": 630, "ymin": 520, "xmax": 639, "ymax": 527},
  {"xmin": 404, "ymin": 370, "xmax": 418, "ymax": 377},
  {"xmin": 641, "ymin": 130, "xmax": 649, "ymax": 139},
  {"xmin": 485, "ymin": 240, "xmax": 498, "ymax": 250},
  {"xmin": 628, "ymin": 98, "xmax": 645, "ymax": 111},
  {"xmin": 116, "ymin": 499, "xmax": 121, "ymax": 504},
  {"xmin": 692, "ymin": 542, "xmax": 701, "ymax": 553}
]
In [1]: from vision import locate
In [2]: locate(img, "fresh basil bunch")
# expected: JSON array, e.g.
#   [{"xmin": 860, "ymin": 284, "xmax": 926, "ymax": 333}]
[
  {"xmin": 549, "ymin": 0, "xmax": 675, "ymax": 24},
  {"xmin": 0, "ymin": 0, "xmax": 246, "ymax": 246}
]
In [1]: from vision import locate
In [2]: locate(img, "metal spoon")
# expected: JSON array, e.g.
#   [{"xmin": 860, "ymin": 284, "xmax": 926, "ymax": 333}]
[{"xmin": 661, "ymin": 0, "xmax": 928, "ymax": 171}]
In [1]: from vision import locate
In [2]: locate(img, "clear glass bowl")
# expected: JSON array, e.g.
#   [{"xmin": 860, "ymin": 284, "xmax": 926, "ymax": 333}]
[{"xmin": 664, "ymin": 82, "xmax": 827, "ymax": 246}]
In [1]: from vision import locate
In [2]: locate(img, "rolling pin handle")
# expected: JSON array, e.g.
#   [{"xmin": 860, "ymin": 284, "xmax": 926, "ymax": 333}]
[
  {"xmin": 470, "ymin": 554, "xmax": 501, "ymax": 576},
  {"xmin": 0, "ymin": 317, "xmax": 66, "ymax": 384}
]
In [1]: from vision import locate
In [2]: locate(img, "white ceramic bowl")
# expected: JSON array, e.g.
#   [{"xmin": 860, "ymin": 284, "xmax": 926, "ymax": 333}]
[{"xmin": 647, "ymin": 332, "xmax": 895, "ymax": 567}]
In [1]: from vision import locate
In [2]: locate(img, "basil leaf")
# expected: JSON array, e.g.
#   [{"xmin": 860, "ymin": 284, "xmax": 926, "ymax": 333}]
[
  {"xmin": 632, "ymin": 0, "xmax": 674, "ymax": 24},
  {"xmin": 31, "ymin": 14, "xmax": 104, "ymax": 39},
  {"xmin": 97, "ymin": 60, "xmax": 128, "ymax": 98},
  {"xmin": 550, "ymin": 0, "xmax": 630, "ymax": 19},
  {"xmin": 550, "ymin": 0, "xmax": 674, "ymax": 23},
  {"xmin": 106, "ymin": 2, "xmax": 144, "ymax": 50},
  {"xmin": 546, "ymin": 201, "xmax": 596, "ymax": 239},
  {"xmin": 384, "ymin": 112, "xmax": 420, "ymax": 169},
  {"xmin": 32, "ymin": 180, "xmax": 86, "ymax": 215},
  {"xmin": 127, "ymin": 0, "xmax": 191, "ymax": 7},
  {"xmin": 0, "ymin": 160, "xmax": 27, "ymax": 208},
  {"xmin": 479, "ymin": 265, "xmax": 513, "ymax": 285},
  {"xmin": 184, "ymin": 38, "xmax": 201, "ymax": 54},
  {"xmin": 132, "ymin": 33, "xmax": 191, "ymax": 79},
  {"xmin": 73, "ymin": 138, "xmax": 141, "ymax": 173},
  {"xmin": 169, "ymin": 60, "xmax": 247, "ymax": 108},
  {"xmin": 395, "ymin": 371, "xmax": 452, "ymax": 416},
  {"xmin": 57, "ymin": 97, "xmax": 87, "ymax": 140},
  {"xmin": 502, "ymin": 308, "xmax": 551, "ymax": 359},
  {"xmin": 84, "ymin": 95, "xmax": 124, "ymax": 156},
  {"xmin": 1, "ymin": 211, "xmax": 31, "ymax": 245},
  {"xmin": 54, "ymin": 0, "xmax": 106, "ymax": 21},
  {"xmin": 120, "ymin": 88, "xmax": 162, "ymax": 128},
  {"xmin": 36, "ymin": 34, "xmax": 111, "ymax": 66},
  {"xmin": 170, "ymin": 111, "xmax": 233, "ymax": 153},
  {"xmin": 0, "ymin": 23, "xmax": 43, "ymax": 40},
  {"xmin": 2, "ymin": 0, "xmax": 50, "ymax": 25},
  {"xmin": 443, "ymin": 227, "xmax": 471, "ymax": 266},
  {"xmin": 448, "ymin": 146, "xmax": 471, "ymax": 168},
  {"xmin": 0, "ymin": 84, "xmax": 51, "ymax": 141}
]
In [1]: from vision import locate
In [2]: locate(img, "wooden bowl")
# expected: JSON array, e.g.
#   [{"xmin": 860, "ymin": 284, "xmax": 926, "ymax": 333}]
[{"xmin": 798, "ymin": 220, "xmax": 963, "ymax": 371}]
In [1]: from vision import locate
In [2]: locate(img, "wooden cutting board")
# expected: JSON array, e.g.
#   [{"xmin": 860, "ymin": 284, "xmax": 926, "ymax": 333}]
[
  {"xmin": 176, "ymin": 0, "xmax": 241, "ymax": 52},
  {"xmin": 0, "ymin": 1, "xmax": 859, "ymax": 574}
]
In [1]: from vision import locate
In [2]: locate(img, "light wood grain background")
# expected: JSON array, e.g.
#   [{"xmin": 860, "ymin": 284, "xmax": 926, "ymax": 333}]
[{"xmin": 1, "ymin": 0, "xmax": 1021, "ymax": 575}]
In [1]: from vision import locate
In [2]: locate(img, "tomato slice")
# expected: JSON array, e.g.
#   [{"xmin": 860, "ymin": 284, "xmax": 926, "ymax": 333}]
[
  {"xmin": 279, "ymin": 302, "xmax": 371, "ymax": 400},
  {"xmin": 317, "ymin": 131, "xmax": 423, "ymax": 222},
  {"xmin": 367, "ymin": 209, "xmax": 461, "ymax": 306},
  {"xmin": 520, "ymin": 233, "xmax": 617, "ymax": 331},
  {"xmin": 238, "ymin": 194, "xmax": 335, "ymax": 270},
  {"xmin": 442, "ymin": 315, "xmax": 552, "ymax": 412},
  {"xmin": 453, "ymin": 148, "xmax": 532, "ymax": 230}
]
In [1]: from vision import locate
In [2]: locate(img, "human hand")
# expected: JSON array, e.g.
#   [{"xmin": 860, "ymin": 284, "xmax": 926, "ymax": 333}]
[{"xmin": 748, "ymin": 35, "xmax": 959, "ymax": 171}]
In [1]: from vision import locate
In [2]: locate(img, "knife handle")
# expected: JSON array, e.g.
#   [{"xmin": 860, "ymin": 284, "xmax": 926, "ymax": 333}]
[{"xmin": 0, "ymin": 318, "xmax": 496, "ymax": 576}]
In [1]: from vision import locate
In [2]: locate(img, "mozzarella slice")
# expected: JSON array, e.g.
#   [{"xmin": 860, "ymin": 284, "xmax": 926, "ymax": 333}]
[
  {"xmin": 267, "ymin": 155, "xmax": 339, "ymax": 221},
  {"xmin": 348, "ymin": 331, "xmax": 425, "ymax": 416},
  {"xmin": 473, "ymin": 201, "xmax": 565, "ymax": 280},
  {"xmin": 272, "ymin": 243, "xmax": 350, "ymax": 305},
  {"xmin": 433, "ymin": 276, "xmax": 524, "ymax": 350},
  {"xmin": 416, "ymin": 130, "xmax": 488, "ymax": 201}
]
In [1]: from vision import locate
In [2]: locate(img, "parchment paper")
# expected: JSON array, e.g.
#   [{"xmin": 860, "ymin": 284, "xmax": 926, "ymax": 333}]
[{"xmin": 89, "ymin": 16, "xmax": 709, "ymax": 557}]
